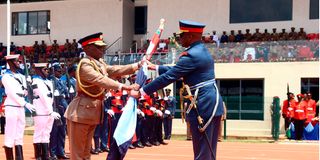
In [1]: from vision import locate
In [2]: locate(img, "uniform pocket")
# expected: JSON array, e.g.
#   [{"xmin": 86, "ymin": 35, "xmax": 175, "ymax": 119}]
[{"xmin": 77, "ymin": 97, "xmax": 102, "ymax": 123}]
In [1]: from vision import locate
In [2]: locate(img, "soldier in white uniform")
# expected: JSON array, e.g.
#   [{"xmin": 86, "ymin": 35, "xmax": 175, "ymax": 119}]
[
  {"xmin": 2, "ymin": 54, "xmax": 36, "ymax": 160},
  {"xmin": 32, "ymin": 63, "xmax": 60, "ymax": 160}
]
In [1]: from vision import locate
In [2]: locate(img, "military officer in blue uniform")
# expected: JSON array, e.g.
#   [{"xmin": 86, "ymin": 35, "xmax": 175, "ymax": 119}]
[
  {"xmin": 49, "ymin": 63, "xmax": 69, "ymax": 159},
  {"xmin": 60, "ymin": 64, "xmax": 77, "ymax": 103},
  {"xmin": 131, "ymin": 20, "xmax": 224, "ymax": 160},
  {"xmin": 163, "ymin": 88, "xmax": 177, "ymax": 140}
]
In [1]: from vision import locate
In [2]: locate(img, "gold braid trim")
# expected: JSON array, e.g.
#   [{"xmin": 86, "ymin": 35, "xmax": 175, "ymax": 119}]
[{"xmin": 76, "ymin": 58, "xmax": 105, "ymax": 98}]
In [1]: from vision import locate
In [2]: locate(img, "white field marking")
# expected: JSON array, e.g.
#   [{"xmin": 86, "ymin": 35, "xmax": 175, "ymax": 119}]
[
  {"xmin": 219, "ymin": 147, "xmax": 318, "ymax": 154},
  {"xmin": 128, "ymin": 152, "xmax": 193, "ymax": 158}
]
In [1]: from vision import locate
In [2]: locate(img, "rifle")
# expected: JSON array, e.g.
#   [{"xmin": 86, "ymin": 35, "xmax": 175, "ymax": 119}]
[
  {"xmin": 50, "ymin": 55, "xmax": 63, "ymax": 126},
  {"xmin": 287, "ymin": 83, "xmax": 290, "ymax": 110},
  {"xmin": 21, "ymin": 50, "xmax": 36, "ymax": 105},
  {"xmin": 64, "ymin": 58, "xmax": 71, "ymax": 99},
  {"xmin": 179, "ymin": 83, "xmax": 186, "ymax": 123}
]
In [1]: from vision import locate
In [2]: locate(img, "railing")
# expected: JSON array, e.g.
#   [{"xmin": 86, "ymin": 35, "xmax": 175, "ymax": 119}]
[
  {"xmin": 105, "ymin": 51, "xmax": 174, "ymax": 65},
  {"xmin": 104, "ymin": 40, "xmax": 319, "ymax": 65},
  {"xmin": 206, "ymin": 40, "xmax": 319, "ymax": 63}
]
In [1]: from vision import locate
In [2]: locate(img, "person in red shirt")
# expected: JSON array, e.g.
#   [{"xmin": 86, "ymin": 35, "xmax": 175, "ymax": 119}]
[
  {"xmin": 293, "ymin": 94, "xmax": 307, "ymax": 140},
  {"xmin": 304, "ymin": 92, "xmax": 316, "ymax": 123},
  {"xmin": 281, "ymin": 92, "xmax": 296, "ymax": 130}
]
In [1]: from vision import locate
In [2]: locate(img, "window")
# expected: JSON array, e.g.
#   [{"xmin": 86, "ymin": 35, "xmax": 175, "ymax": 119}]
[
  {"xmin": 310, "ymin": 0, "xmax": 319, "ymax": 19},
  {"xmin": 218, "ymin": 79, "xmax": 264, "ymax": 120},
  {"xmin": 135, "ymin": 6, "xmax": 147, "ymax": 34},
  {"xmin": 12, "ymin": 11, "xmax": 50, "ymax": 35},
  {"xmin": 301, "ymin": 78, "xmax": 319, "ymax": 101},
  {"xmin": 1, "ymin": 0, "xmax": 59, "ymax": 4},
  {"xmin": 230, "ymin": 0, "xmax": 292, "ymax": 23}
]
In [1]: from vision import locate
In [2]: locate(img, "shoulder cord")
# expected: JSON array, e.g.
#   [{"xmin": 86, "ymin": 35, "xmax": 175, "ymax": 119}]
[{"xmin": 76, "ymin": 58, "xmax": 105, "ymax": 98}]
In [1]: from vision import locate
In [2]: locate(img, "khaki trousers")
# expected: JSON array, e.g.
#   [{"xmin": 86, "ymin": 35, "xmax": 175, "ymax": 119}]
[{"xmin": 67, "ymin": 120, "xmax": 96, "ymax": 160}]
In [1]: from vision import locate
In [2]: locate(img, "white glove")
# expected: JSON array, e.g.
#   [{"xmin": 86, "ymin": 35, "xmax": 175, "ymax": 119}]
[
  {"xmin": 150, "ymin": 107, "xmax": 156, "ymax": 112},
  {"xmin": 156, "ymin": 110, "xmax": 163, "ymax": 117},
  {"xmin": 107, "ymin": 109, "xmax": 115, "ymax": 117},
  {"xmin": 26, "ymin": 76, "xmax": 32, "ymax": 83},
  {"xmin": 137, "ymin": 109, "xmax": 142, "ymax": 114},
  {"xmin": 165, "ymin": 110, "xmax": 171, "ymax": 115},
  {"xmin": 50, "ymin": 112, "xmax": 61, "ymax": 120},
  {"xmin": 25, "ymin": 103, "xmax": 36, "ymax": 113},
  {"xmin": 54, "ymin": 90, "xmax": 60, "ymax": 96},
  {"xmin": 137, "ymin": 109, "xmax": 145, "ymax": 117},
  {"xmin": 164, "ymin": 97, "xmax": 168, "ymax": 101}
]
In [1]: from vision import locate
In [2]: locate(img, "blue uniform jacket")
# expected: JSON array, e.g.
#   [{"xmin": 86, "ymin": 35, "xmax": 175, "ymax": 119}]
[
  {"xmin": 166, "ymin": 96, "xmax": 176, "ymax": 117},
  {"xmin": 60, "ymin": 74, "xmax": 76, "ymax": 96},
  {"xmin": 143, "ymin": 41, "xmax": 224, "ymax": 122}
]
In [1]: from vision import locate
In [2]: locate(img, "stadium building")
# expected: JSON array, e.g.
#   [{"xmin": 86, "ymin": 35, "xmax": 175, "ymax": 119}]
[{"xmin": 0, "ymin": 0, "xmax": 319, "ymax": 137}]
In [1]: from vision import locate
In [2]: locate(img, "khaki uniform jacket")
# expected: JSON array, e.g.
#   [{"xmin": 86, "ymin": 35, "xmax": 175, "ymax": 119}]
[{"xmin": 64, "ymin": 57, "xmax": 136, "ymax": 125}]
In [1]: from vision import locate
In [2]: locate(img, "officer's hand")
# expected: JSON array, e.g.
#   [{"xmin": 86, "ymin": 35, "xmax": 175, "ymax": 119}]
[
  {"xmin": 140, "ymin": 112, "xmax": 145, "ymax": 117},
  {"xmin": 137, "ymin": 108, "xmax": 142, "ymax": 114},
  {"xmin": 122, "ymin": 84, "xmax": 133, "ymax": 91},
  {"xmin": 156, "ymin": 110, "xmax": 163, "ymax": 117},
  {"xmin": 130, "ymin": 83, "xmax": 140, "ymax": 91},
  {"xmin": 164, "ymin": 110, "xmax": 171, "ymax": 115},
  {"xmin": 145, "ymin": 60, "xmax": 156, "ymax": 70},
  {"xmin": 50, "ymin": 112, "xmax": 61, "ymax": 120},
  {"xmin": 150, "ymin": 107, "xmax": 156, "ymax": 112},
  {"xmin": 25, "ymin": 103, "xmax": 36, "ymax": 113},
  {"xmin": 130, "ymin": 90, "xmax": 141, "ymax": 99},
  {"xmin": 26, "ymin": 76, "xmax": 32, "ymax": 83},
  {"xmin": 107, "ymin": 109, "xmax": 115, "ymax": 117}
]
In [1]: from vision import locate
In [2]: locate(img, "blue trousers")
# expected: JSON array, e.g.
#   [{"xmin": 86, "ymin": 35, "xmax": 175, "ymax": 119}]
[
  {"xmin": 189, "ymin": 116, "xmax": 221, "ymax": 160},
  {"xmin": 50, "ymin": 98, "xmax": 68, "ymax": 157},
  {"xmin": 107, "ymin": 113, "xmax": 122, "ymax": 160},
  {"xmin": 135, "ymin": 116, "xmax": 144, "ymax": 143},
  {"xmin": 93, "ymin": 112, "xmax": 109, "ymax": 150},
  {"xmin": 49, "ymin": 117, "xmax": 66, "ymax": 156},
  {"xmin": 163, "ymin": 117, "xmax": 173, "ymax": 139}
]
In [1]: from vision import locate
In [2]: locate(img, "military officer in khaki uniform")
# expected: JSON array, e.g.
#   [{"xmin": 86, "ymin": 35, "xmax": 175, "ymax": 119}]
[{"xmin": 64, "ymin": 32, "xmax": 142, "ymax": 160}]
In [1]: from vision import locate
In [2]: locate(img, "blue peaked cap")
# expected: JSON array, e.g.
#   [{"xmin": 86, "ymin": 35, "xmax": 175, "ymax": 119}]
[{"xmin": 179, "ymin": 20, "xmax": 205, "ymax": 33}]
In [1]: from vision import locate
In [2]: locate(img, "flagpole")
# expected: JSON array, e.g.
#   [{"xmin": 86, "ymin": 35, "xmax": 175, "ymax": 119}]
[{"xmin": 7, "ymin": 0, "xmax": 11, "ymax": 57}]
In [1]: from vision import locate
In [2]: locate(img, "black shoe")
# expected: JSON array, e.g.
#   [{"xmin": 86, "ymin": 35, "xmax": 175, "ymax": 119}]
[
  {"xmin": 142, "ymin": 142, "xmax": 152, "ymax": 147},
  {"xmin": 151, "ymin": 141, "xmax": 160, "ymax": 146},
  {"xmin": 159, "ymin": 141, "xmax": 168, "ymax": 145},
  {"xmin": 3, "ymin": 146, "xmax": 14, "ymax": 160},
  {"xmin": 15, "ymin": 145, "xmax": 24, "ymax": 160},
  {"xmin": 135, "ymin": 142, "xmax": 144, "ymax": 148},
  {"xmin": 56, "ymin": 154, "xmax": 70, "ymax": 159},
  {"xmin": 95, "ymin": 148, "xmax": 102, "ymax": 153},
  {"xmin": 90, "ymin": 148, "xmax": 99, "ymax": 155},
  {"xmin": 129, "ymin": 144, "xmax": 136, "ymax": 149},
  {"xmin": 50, "ymin": 155, "xmax": 58, "ymax": 160},
  {"xmin": 101, "ymin": 147, "xmax": 110, "ymax": 152}
]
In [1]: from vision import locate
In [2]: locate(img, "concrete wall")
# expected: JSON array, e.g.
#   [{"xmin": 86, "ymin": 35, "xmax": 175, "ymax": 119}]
[
  {"xmin": 0, "ymin": 0, "xmax": 124, "ymax": 48},
  {"xmin": 122, "ymin": 0, "xmax": 135, "ymax": 52},
  {"xmin": 216, "ymin": 61, "xmax": 319, "ymax": 135},
  {"xmin": 147, "ymin": 0, "xmax": 319, "ymax": 39},
  {"xmin": 1, "ymin": 0, "xmax": 318, "ymax": 48}
]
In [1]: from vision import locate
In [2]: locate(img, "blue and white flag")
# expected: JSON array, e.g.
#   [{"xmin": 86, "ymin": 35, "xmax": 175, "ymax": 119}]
[{"xmin": 113, "ymin": 67, "xmax": 148, "ymax": 156}]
